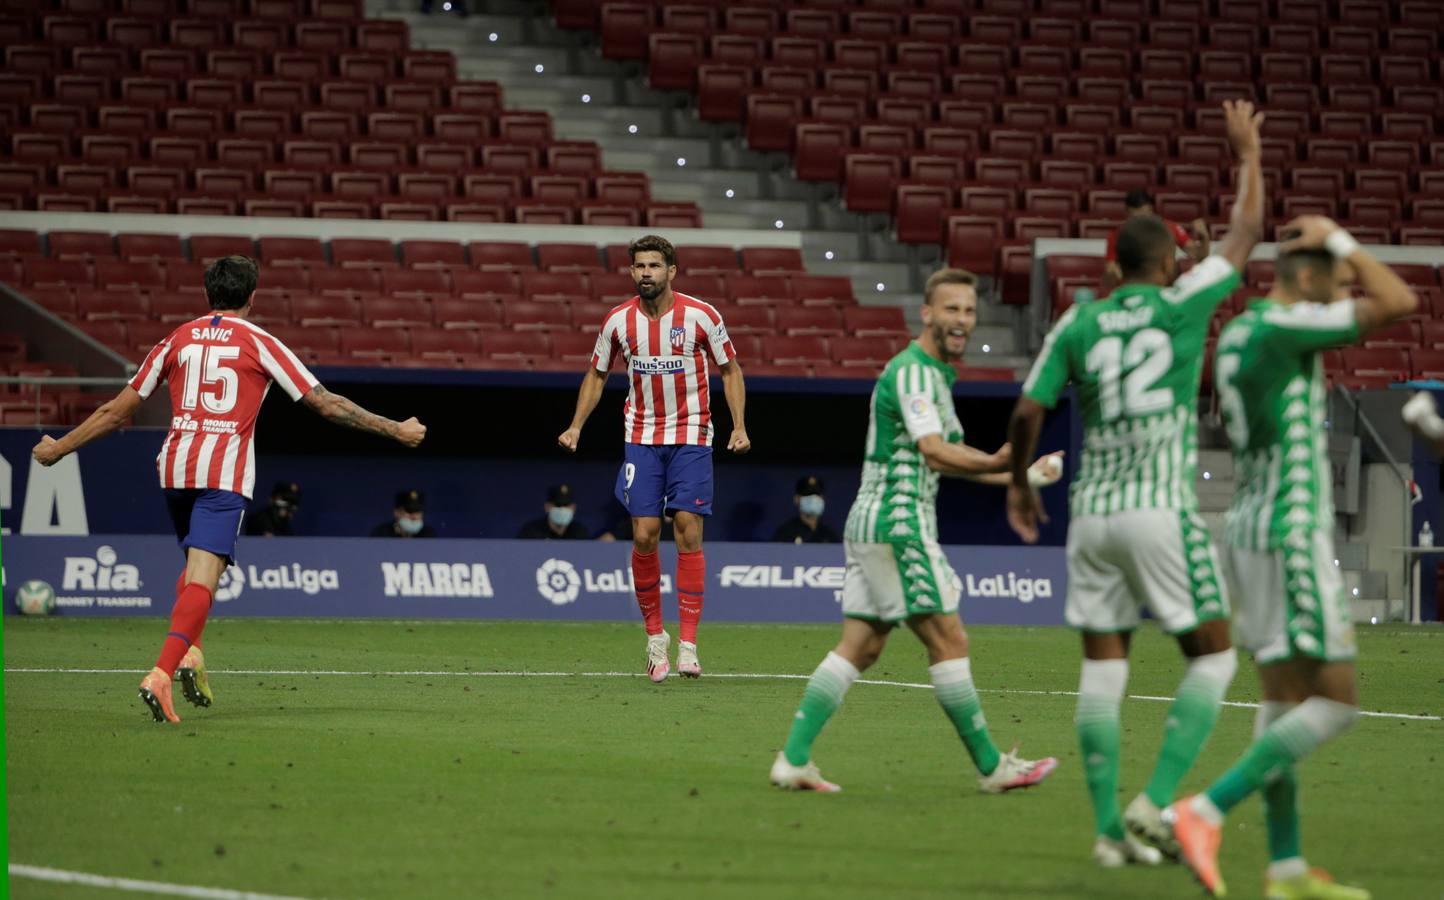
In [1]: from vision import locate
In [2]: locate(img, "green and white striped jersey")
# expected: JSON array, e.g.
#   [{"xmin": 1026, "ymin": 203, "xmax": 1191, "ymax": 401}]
[
  {"xmin": 1023, "ymin": 255, "xmax": 1240, "ymax": 517},
  {"xmin": 844, "ymin": 341, "xmax": 963, "ymax": 543},
  {"xmin": 1215, "ymin": 298, "xmax": 1360, "ymax": 551}
]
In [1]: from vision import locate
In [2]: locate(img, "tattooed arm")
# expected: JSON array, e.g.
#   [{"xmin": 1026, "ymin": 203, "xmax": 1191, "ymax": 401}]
[{"xmin": 301, "ymin": 385, "xmax": 426, "ymax": 447}]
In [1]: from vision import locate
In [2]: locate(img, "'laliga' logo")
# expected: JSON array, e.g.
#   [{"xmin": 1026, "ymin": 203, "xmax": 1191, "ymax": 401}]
[
  {"xmin": 214, "ymin": 566, "xmax": 245, "ymax": 602},
  {"xmin": 669, "ymin": 326, "xmax": 686, "ymax": 350},
  {"xmin": 536, "ymin": 558, "xmax": 581, "ymax": 606}
]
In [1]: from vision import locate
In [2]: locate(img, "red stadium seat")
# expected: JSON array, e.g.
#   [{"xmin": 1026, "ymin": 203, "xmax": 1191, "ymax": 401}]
[
  {"xmin": 763, "ymin": 335, "xmax": 830, "ymax": 365},
  {"xmin": 294, "ymin": 295, "xmax": 362, "ymax": 326},
  {"xmin": 329, "ymin": 239, "xmax": 395, "ymax": 269}
]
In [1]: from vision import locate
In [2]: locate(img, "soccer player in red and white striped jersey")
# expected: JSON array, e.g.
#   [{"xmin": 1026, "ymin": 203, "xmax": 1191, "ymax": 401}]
[
  {"xmin": 558, "ymin": 235, "xmax": 750, "ymax": 682},
  {"xmin": 32, "ymin": 255, "xmax": 426, "ymax": 723}
]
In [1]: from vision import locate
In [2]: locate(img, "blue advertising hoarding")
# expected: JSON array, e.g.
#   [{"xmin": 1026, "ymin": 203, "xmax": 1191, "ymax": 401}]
[{"xmin": 1, "ymin": 536, "xmax": 1067, "ymax": 626}]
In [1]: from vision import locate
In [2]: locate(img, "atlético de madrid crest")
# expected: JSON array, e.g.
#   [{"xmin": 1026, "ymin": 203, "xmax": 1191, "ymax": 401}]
[{"xmin": 669, "ymin": 326, "xmax": 686, "ymax": 350}]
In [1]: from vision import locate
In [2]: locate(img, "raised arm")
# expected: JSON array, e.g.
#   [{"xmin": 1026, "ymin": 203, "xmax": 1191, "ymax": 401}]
[
  {"xmin": 1279, "ymin": 216, "xmax": 1419, "ymax": 334},
  {"xmin": 719, "ymin": 359, "xmax": 750, "ymax": 453},
  {"xmin": 1213, "ymin": 100, "xmax": 1267, "ymax": 274},
  {"xmin": 557, "ymin": 367, "xmax": 607, "ymax": 452},
  {"xmin": 302, "ymin": 385, "xmax": 425, "ymax": 447},
  {"xmin": 31, "ymin": 386, "xmax": 144, "ymax": 466}
]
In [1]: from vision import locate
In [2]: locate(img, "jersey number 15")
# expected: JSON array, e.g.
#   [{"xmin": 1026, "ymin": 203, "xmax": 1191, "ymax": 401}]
[{"xmin": 177, "ymin": 344, "xmax": 241, "ymax": 415}]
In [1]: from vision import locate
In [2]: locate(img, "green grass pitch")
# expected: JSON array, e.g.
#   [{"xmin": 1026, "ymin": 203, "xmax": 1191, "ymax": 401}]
[{"xmin": 6, "ymin": 618, "xmax": 1443, "ymax": 899}]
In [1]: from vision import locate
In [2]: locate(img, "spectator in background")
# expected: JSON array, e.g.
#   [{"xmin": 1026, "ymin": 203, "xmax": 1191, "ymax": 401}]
[
  {"xmin": 772, "ymin": 475, "xmax": 841, "ymax": 544},
  {"xmin": 371, "ymin": 489, "xmax": 436, "ymax": 538},
  {"xmin": 517, "ymin": 484, "xmax": 591, "ymax": 540},
  {"xmin": 245, "ymin": 481, "xmax": 301, "ymax": 537},
  {"xmin": 1101, "ymin": 190, "xmax": 1211, "ymax": 293}
]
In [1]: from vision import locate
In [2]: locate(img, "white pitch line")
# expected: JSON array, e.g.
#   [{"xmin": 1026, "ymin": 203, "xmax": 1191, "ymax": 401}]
[
  {"xmin": 8, "ymin": 666, "xmax": 1442, "ymax": 721},
  {"xmin": 8, "ymin": 863, "xmax": 316, "ymax": 900}
]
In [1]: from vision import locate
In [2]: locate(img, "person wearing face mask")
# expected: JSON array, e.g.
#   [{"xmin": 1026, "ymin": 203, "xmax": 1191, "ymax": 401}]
[
  {"xmin": 771, "ymin": 475, "xmax": 840, "ymax": 544},
  {"xmin": 245, "ymin": 481, "xmax": 301, "ymax": 537},
  {"xmin": 370, "ymin": 489, "xmax": 437, "ymax": 538},
  {"xmin": 517, "ymin": 484, "xmax": 591, "ymax": 540}
]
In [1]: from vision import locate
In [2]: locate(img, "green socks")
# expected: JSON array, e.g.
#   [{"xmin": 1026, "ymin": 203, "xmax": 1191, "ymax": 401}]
[
  {"xmin": 1204, "ymin": 696, "xmax": 1358, "ymax": 815},
  {"xmin": 1143, "ymin": 648, "xmax": 1236, "ymax": 808},
  {"xmin": 1077, "ymin": 659, "xmax": 1128, "ymax": 840},
  {"xmin": 1256, "ymin": 702, "xmax": 1303, "ymax": 863},
  {"xmin": 930, "ymin": 657, "xmax": 1001, "ymax": 776},
  {"xmin": 782, "ymin": 652, "xmax": 859, "ymax": 766}
]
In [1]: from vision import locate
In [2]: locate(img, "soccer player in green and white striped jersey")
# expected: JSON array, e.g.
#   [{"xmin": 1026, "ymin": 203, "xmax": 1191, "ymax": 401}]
[
  {"xmin": 1005, "ymin": 101, "xmax": 1267, "ymax": 870},
  {"xmin": 1166, "ymin": 218, "xmax": 1418, "ymax": 900},
  {"xmin": 770, "ymin": 269, "xmax": 1065, "ymax": 795}
]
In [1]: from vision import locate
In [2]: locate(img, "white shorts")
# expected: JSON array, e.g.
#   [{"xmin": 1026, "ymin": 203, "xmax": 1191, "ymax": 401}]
[
  {"xmin": 841, "ymin": 540, "xmax": 961, "ymax": 623},
  {"xmin": 1066, "ymin": 509, "xmax": 1229, "ymax": 634},
  {"xmin": 1222, "ymin": 530, "xmax": 1357, "ymax": 665}
]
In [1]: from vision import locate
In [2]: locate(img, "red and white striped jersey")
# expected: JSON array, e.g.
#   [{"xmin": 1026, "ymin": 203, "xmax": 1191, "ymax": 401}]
[
  {"xmin": 590, "ymin": 293, "xmax": 737, "ymax": 446},
  {"xmin": 129, "ymin": 313, "xmax": 319, "ymax": 499}
]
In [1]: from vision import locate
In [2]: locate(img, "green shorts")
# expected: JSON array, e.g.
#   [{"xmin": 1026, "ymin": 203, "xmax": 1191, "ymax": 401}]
[{"xmin": 841, "ymin": 540, "xmax": 961, "ymax": 623}]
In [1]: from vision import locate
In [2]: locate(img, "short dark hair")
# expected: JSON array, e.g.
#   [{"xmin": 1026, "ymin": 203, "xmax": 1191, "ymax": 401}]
[
  {"xmin": 923, "ymin": 267, "xmax": 977, "ymax": 305},
  {"xmin": 1124, "ymin": 189, "xmax": 1155, "ymax": 210},
  {"xmin": 1275, "ymin": 247, "xmax": 1335, "ymax": 288},
  {"xmin": 628, "ymin": 234, "xmax": 676, "ymax": 268},
  {"xmin": 1115, "ymin": 215, "xmax": 1177, "ymax": 279},
  {"xmin": 204, "ymin": 255, "xmax": 258, "ymax": 310}
]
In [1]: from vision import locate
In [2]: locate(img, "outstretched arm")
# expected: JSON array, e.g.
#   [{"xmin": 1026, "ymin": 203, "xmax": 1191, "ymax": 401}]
[
  {"xmin": 558, "ymin": 367, "xmax": 607, "ymax": 452},
  {"xmin": 31, "ymin": 386, "xmax": 143, "ymax": 466},
  {"xmin": 918, "ymin": 433, "xmax": 1010, "ymax": 477},
  {"xmin": 302, "ymin": 385, "xmax": 425, "ymax": 447},
  {"xmin": 720, "ymin": 360, "xmax": 750, "ymax": 453}
]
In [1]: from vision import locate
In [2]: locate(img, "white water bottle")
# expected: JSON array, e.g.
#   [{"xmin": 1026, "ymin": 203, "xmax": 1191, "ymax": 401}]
[{"xmin": 1421, "ymin": 521, "xmax": 1434, "ymax": 548}]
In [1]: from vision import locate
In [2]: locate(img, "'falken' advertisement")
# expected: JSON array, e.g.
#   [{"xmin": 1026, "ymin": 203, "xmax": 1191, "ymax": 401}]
[{"xmin": 1, "ymin": 537, "xmax": 1066, "ymax": 625}]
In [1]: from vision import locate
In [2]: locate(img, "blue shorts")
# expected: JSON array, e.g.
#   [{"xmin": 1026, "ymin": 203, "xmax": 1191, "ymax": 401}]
[
  {"xmin": 615, "ymin": 444, "xmax": 714, "ymax": 518},
  {"xmin": 164, "ymin": 488, "xmax": 247, "ymax": 566}
]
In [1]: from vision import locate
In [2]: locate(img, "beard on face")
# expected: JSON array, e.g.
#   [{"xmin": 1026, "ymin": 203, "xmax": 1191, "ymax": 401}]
[
  {"xmin": 637, "ymin": 278, "xmax": 665, "ymax": 301},
  {"xmin": 932, "ymin": 320, "xmax": 967, "ymax": 360}
]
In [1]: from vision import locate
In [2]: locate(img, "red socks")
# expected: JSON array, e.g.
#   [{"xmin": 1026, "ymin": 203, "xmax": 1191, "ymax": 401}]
[
  {"xmin": 631, "ymin": 549, "xmax": 664, "ymax": 636},
  {"xmin": 677, "ymin": 549, "xmax": 705, "ymax": 644},
  {"xmin": 155, "ymin": 582, "xmax": 213, "ymax": 676}
]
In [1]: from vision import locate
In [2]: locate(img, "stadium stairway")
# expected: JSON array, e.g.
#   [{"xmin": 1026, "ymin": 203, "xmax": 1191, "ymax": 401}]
[{"xmin": 368, "ymin": 0, "xmax": 1029, "ymax": 372}]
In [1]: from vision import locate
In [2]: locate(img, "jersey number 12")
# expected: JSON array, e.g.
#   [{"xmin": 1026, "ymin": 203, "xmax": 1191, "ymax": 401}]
[{"xmin": 1085, "ymin": 328, "xmax": 1173, "ymax": 421}]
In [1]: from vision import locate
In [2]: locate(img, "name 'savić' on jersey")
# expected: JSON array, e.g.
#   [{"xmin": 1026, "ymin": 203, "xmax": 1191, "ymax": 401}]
[
  {"xmin": 845, "ymin": 342, "xmax": 963, "ymax": 544},
  {"xmin": 591, "ymin": 292, "xmax": 736, "ymax": 446},
  {"xmin": 1022, "ymin": 255, "xmax": 1240, "ymax": 517},
  {"xmin": 130, "ymin": 313, "xmax": 319, "ymax": 500}
]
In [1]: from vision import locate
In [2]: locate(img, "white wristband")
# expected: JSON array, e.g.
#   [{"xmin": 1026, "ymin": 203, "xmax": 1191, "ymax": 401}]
[{"xmin": 1325, "ymin": 229, "xmax": 1359, "ymax": 259}]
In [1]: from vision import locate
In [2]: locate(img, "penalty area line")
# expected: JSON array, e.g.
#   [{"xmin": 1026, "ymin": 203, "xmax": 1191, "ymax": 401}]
[
  {"xmin": 5, "ymin": 667, "xmax": 1440, "ymax": 722},
  {"xmin": 8, "ymin": 863, "xmax": 316, "ymax": 900}
]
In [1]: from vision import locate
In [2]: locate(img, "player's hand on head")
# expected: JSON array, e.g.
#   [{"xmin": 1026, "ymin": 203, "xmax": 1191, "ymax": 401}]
[
  {"xmin": 1279, "ymin": 215, "xmax": 1340, "ymax": 253},
  {"xmin": 396, "ymin": 417, "xmax": 426, "ymax": 448},
  {"xmin": 31, "ymin": 434, "xmax": 60, "ymax": 466},
  {"xmin": 558, "ymin": 427, "xmax": 581, "ymax": 452},
  {"xmin": 727, "ymin": 428, "xmax": 751, "ymax": 454},
  {"xmin": 1222, "ymin": 99, "xmax": 1264, "ymax": 158}
]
